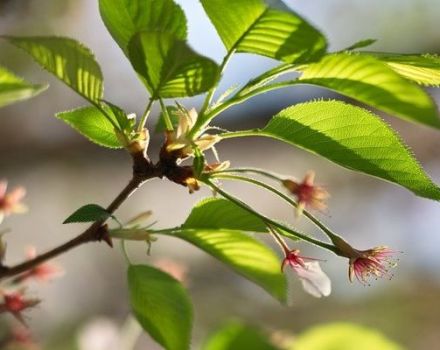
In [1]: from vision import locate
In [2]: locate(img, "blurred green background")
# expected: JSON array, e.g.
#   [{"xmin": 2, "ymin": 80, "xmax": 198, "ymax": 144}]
[{"xmin": 0, "ymin": 0, "xmax": 440, "ymax": 349}]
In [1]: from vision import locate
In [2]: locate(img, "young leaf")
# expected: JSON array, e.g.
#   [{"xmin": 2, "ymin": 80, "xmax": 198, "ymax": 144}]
[
  {"xmin": 298, "ymin": 53, "xmax": 440, "ymax": 129},
  {"xmin": 128, "ymin": 32, "xmax": 219, "ymax": 98},
  {"xmin": 203, "ymin": 321, "xmax": 280, "ymax": 350},
  {"xmin": 99, "ymin": 0, "xmax": 187, "ymax": 54},
  {"xmin": 128, "ymin": 265, "xmax": 193, "ymax": 350},
  {"xmin": 200, "ymin": 0, "xmax": 327, "ymax": 63},
  {"xmin": 56, "ymin": 106, "xmax": 122, "ymax": 148},
  {"xmin": 248, "ymin": 100, "xmax": 440, "ymax": 200},
  {"xmin": 0, "ymin": 66, "xmax": 47, "ymax": 108},
  {"xmin": 371, "ymin": 53, "xmax": 440, "ymax": 87},
  {"xmin": 344, "ymin": 38, "xmax": 377, "ymax": 51},
  {"xmin": 3, "ymin": 36, "xmax": 103, "ymax": 104},
  {"xmin": 170, "ymin": 228, "xmax": 286, "ymax": 302},
  {"xmin": 183, "ymin": 198, "xmax": 267, "ymax": 233},
  {"xmin": 63, "ymin": 204, "xmax": 111, "ymax": 224}
]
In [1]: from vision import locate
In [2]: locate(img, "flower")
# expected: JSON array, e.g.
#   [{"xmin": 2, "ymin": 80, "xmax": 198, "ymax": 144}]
[
  {"xmin": 17, "ymin": 247, "xmax": 64, "ymax": 283},
  {"xmin": 282, "ymin": 170, "xmax": 329, "ymax": 217},
  {"xmin": 0, "ymin": 290, "xmax": 40, "ymax": 325},
  {"xmin": 8, "ymin": 326, "xmax": 39, "ymax": 349},
  {"xmin": 282, "ymin": 249, "xmax": 331, "ymax": 298},
  {"xmin": 348, "ymin": 246, "xmax": 398, "ymax": 285},
  {"xmin": 0, "ymin": 181, "xmax": 27, "ymax": 224},
  {"xmin": 165, "ymin": 107, "xmax": 220, "ymax": 158}
]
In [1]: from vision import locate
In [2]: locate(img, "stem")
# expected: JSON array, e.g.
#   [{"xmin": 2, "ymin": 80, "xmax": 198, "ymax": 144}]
[
  {"xmin": 212, "ymin": 173, "xmax": 342, "ymax": 242},
  {"xmin": 190, "ymin": 50, "xmax": 235, "ymax": 137},
  {"xmin": 137, "ymin": 98, "xmax": 154, "ymax": 132},
  {"xmin": 0, "ymin": 169, "xmax": 154, "ymax": 280},
  {"xmin": 212, "ymin": 167, "xmax": 282, "ymax": 181},
  {"xmin": 202, "ymin": 178, "xmax": 337, "ymax": 253},
  {"xmin": 220, "ymin": 129, "xmax": 263, "ymax": 139},
  {"xmin": 159, "ymin": 98, "xmax": 174, "ymax": 131}
]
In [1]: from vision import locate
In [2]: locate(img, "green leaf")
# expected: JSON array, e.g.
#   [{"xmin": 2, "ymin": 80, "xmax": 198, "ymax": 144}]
[
  {"xmin": 183, "ymin": 198, "xmax": 267, "ymax": 233},
  {"xmin": 63, "ymin": 204, "xmax": 110, "ymax": 224},
  {"xmin": 298, "ymin": 53, "xmax": 440, "ymax": 129},
  {"xmin": 0, "ymin": 66, "xmax": 47, "ymax": 108},
  {"xmin": 99, "ymin": 0, "xmax": 187, "ymax": 54},
  {"xmin": 256, "ymin": 100, "xmax": 440, "ymax": 200},
  {"xmin": 56, "ymin": 106, "xmax": 122, "ymax": 148},
  {"xmin": 3, "ymin": 36, "xmax": 103, "ymax": 103},
  {"xmin": 128, "ymin": 31, "xmax": 219, "ymax": 98},
  {"xmin": 371, "ymin": 53, "xmax": 440, "ymax": 87},
  {"xmin": 200, "ymin": 0, "xmax": 327, "ymax": 63},
  {"xmin": 128, "ymin": 265, "xmax": 193, "ymax": 350},
  {"xmin": 291, "ymin": 323, "xmax": 403, "ymax": 350},
  {"xmin": 171, "ymin": 228, "xmax": 286, "ymax": 302},
  {"xmin": 203, "ymin": 321, "xmax": 280, "ymax": 350}
]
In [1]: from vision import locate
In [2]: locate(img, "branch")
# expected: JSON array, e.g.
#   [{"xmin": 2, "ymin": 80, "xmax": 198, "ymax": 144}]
[{"xmin": 0, "ymin": 151, "xmax": 160, "ymax": 280}]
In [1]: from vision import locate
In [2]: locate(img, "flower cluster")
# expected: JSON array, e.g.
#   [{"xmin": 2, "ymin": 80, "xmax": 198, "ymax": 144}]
[{"xmin": 165, "ymin": 107, "xmax": 220, "ymax": 159}]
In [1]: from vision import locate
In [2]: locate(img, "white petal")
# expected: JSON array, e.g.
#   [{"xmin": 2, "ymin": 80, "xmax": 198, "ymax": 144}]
[{"xmin": 295, "ymin": 261, "xmax": 331, "ymax": 298}]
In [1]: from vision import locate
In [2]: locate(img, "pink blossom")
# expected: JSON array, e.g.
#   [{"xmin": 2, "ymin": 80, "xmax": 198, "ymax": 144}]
[
  {"xmin": 17, "ymin": 247, "xmax": 64, "ymax": 283},
  {"xmin": 349, "ymin": 246, "xmax": 398, "ymax": 284},
  {"xmin": 0, "ymin": 290, "xmax": 40, "ymax": 325},
  {"xmin": 0, "ymin": 180, "xmax": 27, "ymax": 223},
  {"xmin": 282, "ymin": 249, "xmax": 331, "ymax": 298},
  {"xmin": 282, "ymin": 171, "xmax": 329, "ymax": 217}
]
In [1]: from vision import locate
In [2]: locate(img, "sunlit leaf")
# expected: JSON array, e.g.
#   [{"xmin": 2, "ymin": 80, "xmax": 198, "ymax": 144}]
[
  {"xmin": 299, "ymin": 53, "xmax": 440, "ymax": 129},
  {"xmin": 291, "ymin": 323, "xmax": 403, "ymax": 350},
  {"xmin": 203, "ymin": 321, "xmax": 280, "ymax": 350},
  {"xmin": 371, "ymin": 53, "xmax": 440, "ymax": 87},
  {"xmin": 99, "ymin": 0, "xmax": 187, "ymax": 53},
  {"xmin": 0, "ymin": 66, "xmax": 47, "ymax": 108},
  {"xmin": 3, "ymin": 36, "xmax": 103, "ymax": 104},
  {"xmin": 56, "ymin": 106, "xmax": 122, "ymax": 148},
  {"xmin": 128, "ymin": 265, "xmax": 193, "ymax": 350},
  {"xmin": 170, "ymin": 228, "xmax": 286, "ymax": 302},
  {"xmin": 252, "ymin": 100, "xmax": 440, "ymax": 200},
  {"xmin": 183, "ymin": 198, "xmax": 267, "ymax": 233},
  {"xmin": 201, "ymin": 0, "xmax": 327, "ymax": 63},
  {"xmin": 128, "ymin": 31, "xmax": 219, "ymax": 98}
]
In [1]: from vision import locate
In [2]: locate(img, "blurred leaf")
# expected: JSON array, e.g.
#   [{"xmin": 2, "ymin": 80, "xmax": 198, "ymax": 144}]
[
  {"xmin": 56, "ymin": 106, "xmax": 122, "ymax": 148},
  {"xmin": 291, "ymin": 323, "xmax": 403, "ymax": 350},
  {"xmin": 0, "ymin": 66, "xmax": 47, "ymax": 108},
  {"xmin": 371, "ymin": 53, "xmax": 440, "ymax": 87},
  {"xmin": 63, "ymin": 204, "xmax": 110, "ymax": 224},
  {"xmin": 183, "ymin": 198, "xmax": 267, "ymax": 232},
  {"xmin": 345, "ymin": 38, "xmax": 377, "ymax": 51},
  {"xmin": 128, "ymin": 265, "xmax": 193, "ymax": 350},
  {"xmin": 170, "ymin": 228, "xmax": 286, "ymax": 302},
  {"xmin": 257, "ymin": 100, "xmax": 440, "ymax": 200},
  {"xmin": 99, "ymin": 0, "xmax": 187, "ymax": 54},
  {"xmin": 203, "ymin": 321, "xmax": 280, "ymax": 350},
  {"xmin": 299, "ymin": 53, "xmax": 440, "ymax": 129},
  {"xmin": 3, "ymin": 36, "xmax": 103, "ymax": 104},
  {"xmin": 128, "ymin": 31, "xmax": 219, "ymax": 98},
  {"xmin": 200, "ymin": 0, "xmax": 327, "ymax": 63}
]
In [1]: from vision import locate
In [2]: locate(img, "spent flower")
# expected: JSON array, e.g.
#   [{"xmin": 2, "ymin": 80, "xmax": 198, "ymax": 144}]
[{"xmin": 282, "ymin": 170, "xmax": 329, "ymax": 217}]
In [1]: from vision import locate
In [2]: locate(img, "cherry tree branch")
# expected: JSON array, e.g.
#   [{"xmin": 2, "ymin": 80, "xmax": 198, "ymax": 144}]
[{"xmin": 0, "ymin": 151, "xmax": 161, "ymax": 280}]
